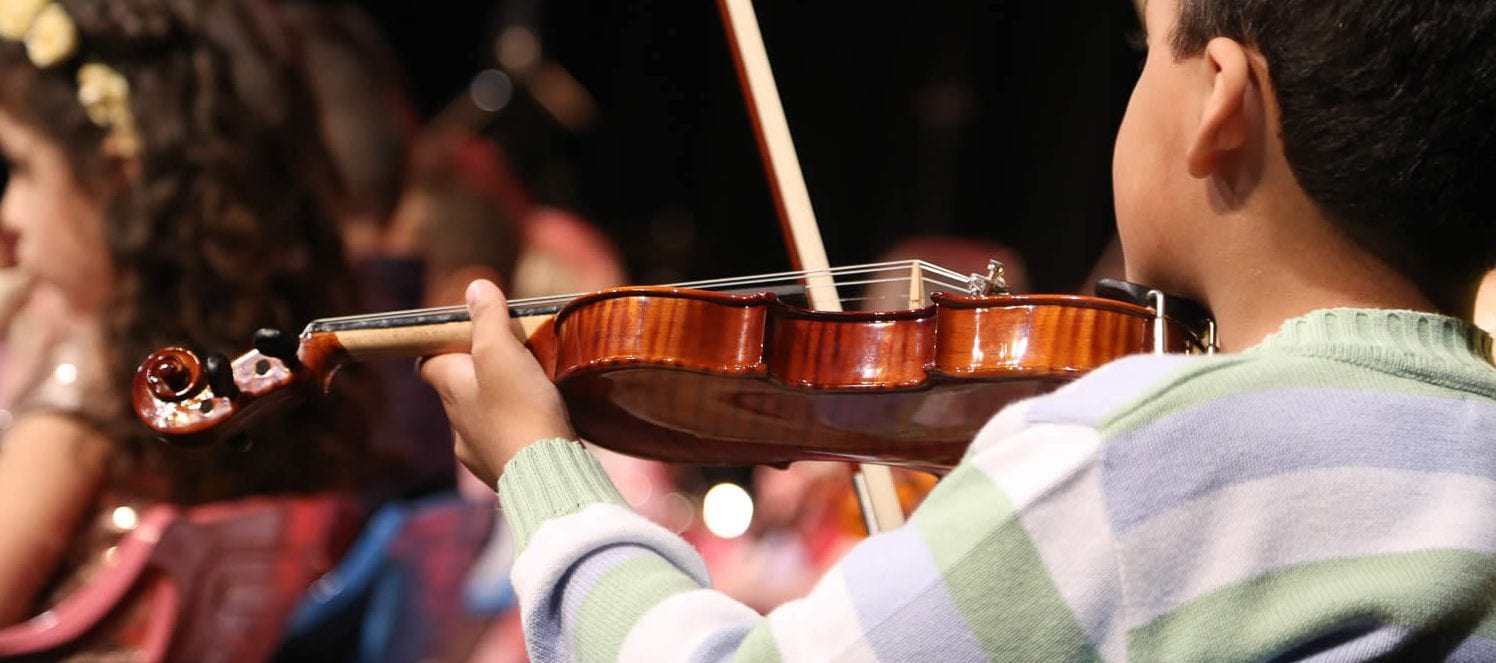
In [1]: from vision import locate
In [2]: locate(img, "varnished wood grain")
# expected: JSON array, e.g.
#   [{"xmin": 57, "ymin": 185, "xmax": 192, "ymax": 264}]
[{"xmin": 547, "ymin": 289, "xmax": 1177, "ymax": 469}]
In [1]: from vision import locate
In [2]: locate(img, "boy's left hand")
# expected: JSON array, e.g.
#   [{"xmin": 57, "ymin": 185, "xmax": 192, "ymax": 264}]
[{"xmin": 419, "ymin": 279, "xmax": 575, "ymax": 486}]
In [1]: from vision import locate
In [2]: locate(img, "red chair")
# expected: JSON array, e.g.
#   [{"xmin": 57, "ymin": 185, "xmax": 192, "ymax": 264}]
[{"xmin": 0, "ymin": 494, "xmax": 358, "ymax": 662}]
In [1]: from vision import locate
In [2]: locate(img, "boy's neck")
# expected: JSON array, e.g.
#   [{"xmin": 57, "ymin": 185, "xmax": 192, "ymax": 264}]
[
  {"xmin": 1198, "ymin": 204, "xmax": 1471, "ymax": 352},
  {"xmin": 1208, "ymin": 270, "xmax": 1452, "ymax": 352}
]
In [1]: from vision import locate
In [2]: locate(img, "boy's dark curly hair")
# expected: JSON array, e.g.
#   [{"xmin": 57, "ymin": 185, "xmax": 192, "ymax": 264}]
[
  {"xmin": 0, "ymin": 0, "xmax": 390, "ymax": 503},
  {"xmin": 1172, "ymin": 0, "xmax": 1496, "ymax": 295}
]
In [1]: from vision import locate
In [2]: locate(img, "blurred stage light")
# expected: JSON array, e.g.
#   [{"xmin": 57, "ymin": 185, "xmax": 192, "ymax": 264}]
[
  {"xmin": 702, "ymin": 482, "xmax": 753, "ymax": 539},
  {"xmin": 470, "ymin": 69, "xmax": 513, "ymax": 112}
]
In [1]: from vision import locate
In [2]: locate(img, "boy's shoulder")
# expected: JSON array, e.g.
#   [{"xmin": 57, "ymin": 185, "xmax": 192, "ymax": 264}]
[
  {"xmin": 1014, "ymin": 344, "xmax": 1488, "ymax": 440},
  {"xmin": 1014, "ymin": 351, "xmax": 1242, "ymax": 433}
]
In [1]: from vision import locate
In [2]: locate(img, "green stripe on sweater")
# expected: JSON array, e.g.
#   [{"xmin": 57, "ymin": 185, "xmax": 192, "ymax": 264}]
[
  {"xmin": 1099, "ymin": 354, "xmax": 1488, "ymax": 439},
  {"xmin": 731, "ymin": 623, "xmax": 784, "ymax": 663},
  {"xmin": 499, "ymin": 439, "xmax": 629, "ymax": 551},
  {"xmin": 913, "ymin": 465, "xmax": 1102, "ymax": 661},
  {"xmin": 573, "ymin": 554, "xmax": 700, "ymax": 662},
  {"xmin": 1129, "ymin": 549, "xmax": 1496, "ymax": 661},
  {"xmin": 1100, "ymin": 309, "xmax": 1496, "ymax": 440}
]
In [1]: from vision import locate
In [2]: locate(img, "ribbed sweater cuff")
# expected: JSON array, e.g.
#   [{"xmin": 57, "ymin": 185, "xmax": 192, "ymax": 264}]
[{"xmin": 497, "ymin": 438, "xmax": 627, "ymax": 550}]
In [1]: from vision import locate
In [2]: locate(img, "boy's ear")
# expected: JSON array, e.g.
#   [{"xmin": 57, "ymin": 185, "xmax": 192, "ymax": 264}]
[{"xmin": 1186, "ymin": 37, "xmax": 1252, "ymax": 178}]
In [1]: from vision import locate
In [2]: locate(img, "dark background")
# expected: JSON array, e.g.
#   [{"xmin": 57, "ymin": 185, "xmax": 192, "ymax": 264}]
[{"xmin": 361, "ymin": 1, "xmax": 1140, "ymax": 291}]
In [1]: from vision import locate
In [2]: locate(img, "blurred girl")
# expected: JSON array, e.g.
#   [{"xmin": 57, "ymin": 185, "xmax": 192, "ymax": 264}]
[{"xmin": 0, "ymin": 0, "xmax": 382, "ymax": 624}]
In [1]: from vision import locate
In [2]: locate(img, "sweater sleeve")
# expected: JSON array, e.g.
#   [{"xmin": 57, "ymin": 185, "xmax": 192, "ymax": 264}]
[{"xmin": 498, "ymin": 402, "xmax": 1124, "ymax": 662}]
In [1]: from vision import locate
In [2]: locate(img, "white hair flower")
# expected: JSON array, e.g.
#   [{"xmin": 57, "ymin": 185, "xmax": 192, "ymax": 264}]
[
  {"xmin": 23, "ymin": 2, "xmax": 75, "ymax": 68},
  {"xmin": 77, "ymin": 62, "xmax": 128, "ymax": 126},
  {"xmin": 0, "ymin": 0, "xmax": 47, "ymax": 41},
  {"xmin": 0, "ymin": 2, "xmax": 138, "ymax": 158},
  {"xmin": 77, "ymin": 62, "xmax": 139, "ymax": 158}
]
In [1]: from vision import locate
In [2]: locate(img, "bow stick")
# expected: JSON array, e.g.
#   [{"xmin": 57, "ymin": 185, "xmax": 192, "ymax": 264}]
[{"xmin": 715, "ymin": 0, "xmax": 906, "ymax": 533}]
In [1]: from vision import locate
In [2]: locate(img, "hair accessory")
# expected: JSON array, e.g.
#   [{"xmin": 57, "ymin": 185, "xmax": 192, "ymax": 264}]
[
  {"xmin": 0, "ymin": 0, "xmax": 139, "ymax": 158},
  {"xmin": 0, "ymin": 0, "xmax": 48, "ymax": 41},
  {"xmin": 22, "ymin": 2, "xmax": 73, "ymax": 66},
  {"xmin": 77, "ymin": 62, "xmax": 139, "ymax": 157}
]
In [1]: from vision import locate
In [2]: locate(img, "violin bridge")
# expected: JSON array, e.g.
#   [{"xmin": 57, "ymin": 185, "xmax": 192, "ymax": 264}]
[{"xmin": 907, "ymin": 261, "xmax": 926, "ymax": 308}]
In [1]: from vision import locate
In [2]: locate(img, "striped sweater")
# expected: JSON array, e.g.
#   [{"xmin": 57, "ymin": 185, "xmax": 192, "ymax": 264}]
[{"xmin": 496, "ymin": 308, "xmax": 1496, "ymax": 661}]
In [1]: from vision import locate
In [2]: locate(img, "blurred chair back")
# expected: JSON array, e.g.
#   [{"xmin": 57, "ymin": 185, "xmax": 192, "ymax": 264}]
[
  {"xmin": 0, "ymin": 495, "xmax": 357, "ymax": 662},
  {"xmin": 275, "ymin": 492, "xmax": 496, "ymax": 663}
]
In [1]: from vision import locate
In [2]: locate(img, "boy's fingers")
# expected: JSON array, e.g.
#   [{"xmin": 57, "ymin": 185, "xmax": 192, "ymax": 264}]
[
  {"xmin": 464, "ymin": 278, "xmax": 540, "ymax": 388},
  {"xmin": 417, "ymin": 352, "xmax": 474, "ymax": 404},
  {"xmin": 451, "ymin": 431, "xmax": 495, "ymax": 486},
  {"xmin": 465, "ymin": 278, "xmax": 508, "ymax": 322},
  {"xmin": 465, "ymin": 279, "xmax": 515, "ymax": 357}
]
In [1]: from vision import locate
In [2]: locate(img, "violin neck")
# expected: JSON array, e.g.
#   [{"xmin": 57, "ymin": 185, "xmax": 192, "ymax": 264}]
[{"xmin": 301, "ymin": 301, "xmax": 562, "ymax": 362}]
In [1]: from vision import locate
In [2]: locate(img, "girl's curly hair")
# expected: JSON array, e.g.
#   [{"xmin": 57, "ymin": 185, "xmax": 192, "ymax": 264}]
[{"xmin": 0, "ymin": 0, "xmax": 392, "ymax": 503}]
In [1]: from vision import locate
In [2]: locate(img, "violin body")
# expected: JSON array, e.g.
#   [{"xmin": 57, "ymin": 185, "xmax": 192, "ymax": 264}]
[{"xmin": 531, "ymin": 287, "xmax": 1180, "ymax": 471}]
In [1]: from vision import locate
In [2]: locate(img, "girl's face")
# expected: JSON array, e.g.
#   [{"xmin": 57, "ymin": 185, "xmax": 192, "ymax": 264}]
[{"xmin": 0, "ymin": 109, "xmax": 112, "ymax": 314}]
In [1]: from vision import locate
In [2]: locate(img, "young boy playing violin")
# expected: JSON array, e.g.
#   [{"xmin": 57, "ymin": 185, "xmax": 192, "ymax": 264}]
[{"xmin": 420, "ymin": 0, "xmax": 1496, "ymax": 659}]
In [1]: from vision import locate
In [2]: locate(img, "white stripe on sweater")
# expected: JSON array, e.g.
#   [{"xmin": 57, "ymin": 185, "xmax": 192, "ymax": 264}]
[
  {"xmin": 512, "ymin": 503, "xmax": 711, "ymax": 624},
  {"xmin": 768, "ymin": 566, "xmax": 881, "ymax": 662},
  {"xmin": 617, "ymin": 588, "xmax": 762, "ymax": 662},
  {"xmin": 1120, "ymin": 465, "xmax": 1496, "ymax": 627}
]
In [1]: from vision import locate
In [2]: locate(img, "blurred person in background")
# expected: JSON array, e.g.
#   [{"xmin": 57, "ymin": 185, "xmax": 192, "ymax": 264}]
[
  {"xmin": 0, "ymin": 0, "xmax": 388, "ymax": 625},
  {"xmin": 280, "ymin": 1, "xmax": 416, "ymax": 264},
  {"xmin": 283, "ymin": 2, "xmax": 474, "ymax": 498},
  {"xmin": 393, "ymin": 128, "xmax": 524, "ymax": 311}
]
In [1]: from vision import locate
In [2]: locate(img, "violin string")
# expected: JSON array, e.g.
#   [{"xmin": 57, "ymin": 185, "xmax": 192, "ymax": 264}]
[
  {"xmin": 496, "ymin": 260, "xmax": 971, "ymax": 303},
  {"xmin": 306, "ymin": 272, "xmax": 976, "ymax": 332},
  {"xmin": 307, "ymin": 259, "xmax": 978, "ymax": 330},
  {"xmin": 835, "ymin": 278, "xmax": 980, "ymax": 308},
  {"xmin": 305, "ymin": 265, "xmax": 974, "ymax": 330}
]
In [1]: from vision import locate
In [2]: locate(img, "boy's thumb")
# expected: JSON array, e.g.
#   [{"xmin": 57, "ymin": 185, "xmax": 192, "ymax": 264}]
[{"xmin": 465, "ymin": 279, "xmax": 508, "ymax": 327}]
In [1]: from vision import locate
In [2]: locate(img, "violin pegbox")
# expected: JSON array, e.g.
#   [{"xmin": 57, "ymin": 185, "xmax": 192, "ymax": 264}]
[{"xmin": 132, "ymin": 344, "xmax": 300, "ymax": 447}]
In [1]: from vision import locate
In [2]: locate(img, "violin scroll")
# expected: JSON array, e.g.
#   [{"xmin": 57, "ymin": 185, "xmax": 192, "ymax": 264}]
[
  {"xmin": 140, "ymin": 347, "xmax": 207, "ymax": 402},
  {"xmin": 132, "ymin": 340, "xmax": 306, "ymax": 448}
]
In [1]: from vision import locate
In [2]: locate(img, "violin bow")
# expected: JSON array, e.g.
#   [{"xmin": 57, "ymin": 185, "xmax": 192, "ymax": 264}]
[{"xmin": 715, "ymin": 0, "xmax": 907, "ymax": 533}]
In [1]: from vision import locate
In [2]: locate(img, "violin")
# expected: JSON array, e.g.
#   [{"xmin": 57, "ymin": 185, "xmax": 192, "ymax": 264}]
[{"xmin": 133, "ymin": 260, "xmax": 1213, "ymax": 473}]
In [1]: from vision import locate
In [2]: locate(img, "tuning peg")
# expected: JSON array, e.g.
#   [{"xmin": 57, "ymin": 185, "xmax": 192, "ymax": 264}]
[
  {"xmin": 252, "ymin": 328, "xmax": 301, "ymax": 369},
  {"xmin": 203, "ymin": 353, "xmax": 240, "ymax": 400}
]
